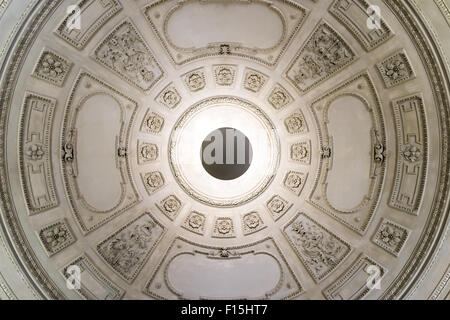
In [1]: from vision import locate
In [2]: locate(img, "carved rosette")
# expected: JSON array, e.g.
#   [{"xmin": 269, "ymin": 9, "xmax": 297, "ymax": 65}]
[
  {"xmin": 290, "ymin": 141, "xmax": 311, "ymax": 164},
  {"xmin": 242, "ymin": 212, "xmax": 266, "ymax": 236},
  {"xmin": 243, "ymin": 68, "xmax": 267, "ymax": 93},
  {"xmin": 376, "ymin": 50, "xmax": 415, "ymax": 88},
  {"xmin": 266, "ymin": 195, "xmax": 292, "ymax": 221},
  {"xmin": 212, "ymin": 217, "xmax": 235, "ymax": 238},
  {"xmin": 156, "ymin": 84, "xmax": 181, "ymax": 109},
  {"xmin": 141, "ymin": 110, "xmax": 165, "ymax": 134},
  {"xmin": 32, "ymin": 49, "xmax": 72, "ymax": 86},
  {"xmin": 142, "ymin": 171, "xmax": 165, "ymax": 195},
  {"xmin": 138, "ymin": 142, "xmax": 159, "ymax": 164},
  {"xmin": 182, "ymin": 211, "xmax": 206, "ymax": 235},
  {"xmin": 213, "ymin": 65, "xmax": 236, "ymax": 86},
  {"xmin": 267, "ymin": 84, "xmax": 293, "ymax": 110},
  {"xmin": 285, "ymin": 110, "xmax": 308, "ymax": 134},
  {"xmin": 372, "ymin": 219, "xmax": 410, "ymax": 256},
  {"xmin": 183, "ymin": 69, "xmax": 206, "ymax": 92},
  {"xmin": 96, "ymin": 213, "xmax": 165, "ymax": 283},
  {"xmin": 156, "ymin": 195, "xmax": 182, "ymax": 221},
  {"xmin": 38, "ymin": 219, "xmax": 75, "ymax": 256},
  {"xmin": 284, "ymin": 171, "xmax": 308, "ymax": 196}
]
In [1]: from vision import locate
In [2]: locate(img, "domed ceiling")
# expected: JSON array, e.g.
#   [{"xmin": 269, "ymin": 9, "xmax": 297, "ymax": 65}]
[{"xmin": 0, "ymin": 0, "xmax": 449, "ymax": 300}]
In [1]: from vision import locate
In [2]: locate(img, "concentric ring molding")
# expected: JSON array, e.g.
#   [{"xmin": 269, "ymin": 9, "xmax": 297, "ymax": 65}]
[
  {"xmin": 0, "ymin": 0, "xmax": 448, "ymax": 300},
  {"xmin": 168, "ymin": 95, "xmax": 281, "ymax": 208}
]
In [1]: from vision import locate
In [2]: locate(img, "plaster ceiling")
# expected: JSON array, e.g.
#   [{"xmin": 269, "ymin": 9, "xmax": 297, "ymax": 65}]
[{"xmin": 0, "ymin": 0, "xmax": 449, "ymax": 300}]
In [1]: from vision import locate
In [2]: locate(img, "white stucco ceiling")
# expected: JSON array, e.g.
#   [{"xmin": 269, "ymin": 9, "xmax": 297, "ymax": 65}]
[{"xmin": 0, "ymin": 0, "xmax": 449, "ymax": 300}]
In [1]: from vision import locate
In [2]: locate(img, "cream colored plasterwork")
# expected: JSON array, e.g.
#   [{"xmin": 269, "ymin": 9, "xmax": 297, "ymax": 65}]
[
  {"xmin": 0, "ymin": 1, "xmax": 9, "ymax": 18},
  {"xmin": 323, "ymin": 254, "xmax": 387, "ymax": 300},
  {"xmin": 55, "ymin": 0, "xmax": 122, "ymax": 49},
  {"xmin": 145, "ymin": 237, "xmax": 302, "ymax": 300},
  {"xmin": 143, "ymin": 0, "xmax": 309, "ymax": 66},
  {"xmin": 309, "ymin": 72, "xmax": 386, "ymax": 234},
  {"xmin": 168, "ymin": 96, "xmax": 280, "ymax": 208},
  {"xmin": 61, "ymin": 71, "xmax": 141, "ymax": 234},
  {"xmin": 0, "ymin": 0, "xmax": 448, "ymax": 301},
  {"xmin": 435, "ymin": 0, "xmax": 450, "ymax": 26}
]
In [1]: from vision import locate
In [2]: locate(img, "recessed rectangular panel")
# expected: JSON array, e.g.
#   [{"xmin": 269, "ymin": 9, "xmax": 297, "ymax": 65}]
[
  {"xmin": 390, "ymin": 94, "xmax": 427, "ymax": 215},
  {"xmin": 55, "ymin": 0, "xmax": 122, "ymax": 49},
  {"xmin": 309, "ymin": 73, "xmax": 386, "ymax": 234},
  {"xmin": 62, "ymin": 71, "xmax": 140, "ymax": 233},
  {"xmin": 96, "ymin": 213, "xmax": 165, "ymax": 283},
  {"xmin": 62, "ymin": 255, "xmax": 124, "ymax": 300},
  {"xmin": 323, "ymin": 254, "xmax": 387, "ymax": 300},
  {"xmin": 329, "ymin": 0, "xmax": 393, "ymax": 51},
  {"xmin": 19, "ymin": 93, "xmax": 58, "ymax": 215},
  {"xmin": 146, "ymin": 237, "xmax": 302, "ymax": 300},
  {"xmin": 143, "ymin": 0, "xmax": 308, "ymax": 66}
]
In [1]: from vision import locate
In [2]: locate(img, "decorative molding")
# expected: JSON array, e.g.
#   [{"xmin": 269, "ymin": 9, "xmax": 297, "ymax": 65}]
[
  {"xmin": 140, "ymin": 110, "xmax": 165, "ymax": 134},
  {"xmin": 266, "ymin": 195, "xmax": 292, "ymax": 221},
  {"xmin": 283, "ymin": 212, "xmax": 352, "ymax": 282},
  {"xmin": 285, "ymin": 109, "xmax": 308, "ymax": 134},
  {"xmin": 182, "ymin": 211, "xmax": 206, "ymax": 236},
  {"xmin": 390, "ymin": 94, "xmax": 427, "ymax": 215},
  {"xmin": 329, "ymin": 0, "xmax": 394, "ymax": 51},
  {"xmin": 55, "ymin": 0, "xmax": 122, "ymax": 49},
  {"xmin": 37, "ymin": 219, "xmax": 76, "ymax": 257},
  {"xmin": 96, "ymin": 212, "xmax": 165, "ymax": 283},
  {"xmin": 213, "ymin": 65, "xmax": 237, "ymax": 86},
  {"xmin": 145, "ymin": 237, "xmax": 303, "ymax": 300},
  {"xmin": 0, "ymin": 1, "xmax": 10, "ymax": 19},
  {"xmin": 283, "ymin": 171, "xmax": 308, "ymax": 196},
  {"xmin": 19, "ymin": 92, "xmax": 58, "ymax": 215},
  {"xmin": 290, "ymin": 140, "xmax": 311, "ymax": 165},
  {"xmin": 429, "ymin": 264, "xmax": 450, "ymax": 300},
  {"xmin": 61, "ymin": 71, "xmax": 140, "ymax": 234},
  {"xmin": 141, "ymin": 171, "xmax": 165, "ymax": 195},
  {"xmin": 0, "ymin": 272, "xmax": 16, "ymax": 300},
  {"xmin": 137, "ymin": 141, "xmax": 159, "ymax": 164},
  {"xmin": 182, "ymin": 68, "xmax": 206, "ymax": 92},
  {"xmin": 0, "ymin": 0, "xmax": 35, "ymax": 63},
  {"xmin": 156, "ymin": 83, "xmax": 181, "ymax": 109},
  {"xmin": 323, "ymin": 254, "xmax": 387, "ymax": 300},
  {"xmin": 242, "ymin": 212, "xmax": 266, "ymax": 236},
  {"xmin": 142, "ymin": 0, "xmax": 308, "ymax": 66},
  {"xmin": 376, "ymin": 50, "xmax": 415, "ymax": 88},
  {"xmin": 0, "ymin": 0, "xmax": 447, "ymax": 302},
  {"xmin": 156, "ymin": 195, "xmax": 183, "ymax": 221},
  {"xmin": 93, "ymin": 19, "xmax": 164, "ymax": 92},
  {"xmin": 62, "ymin": 254, "xmax": 125, "ymax": 300},
  {"xmin": 32, "ymin": 48, "xmax": 73, "ymax": 86},
  {"xmin": 286, "ymin": 20, "xmax": 357, "ymax": 93},
  {"xmin": 169, "ymin": 96, "xmax": 280, "ymax": 208},
  {"xmin": 212, "ymin": 217, "xmax": 235, "ymax": 238},
  {"xmin": 435, "ymin": 0, "xmax": 450, "ymax": 27},
  {"xmin": 0, "ymin": 0, "xmax": 67, "ymax": 300},
  {"xmin": 309, "ymin": 72, "xmax": 386, "ymax": 234},
  {"xmin": 377, "ymin": 0, "xmax": 449, "ymax": 300},
  {"xmin": 267, "ymin": 83, "xmax": 293, "ymax": 110},
  {"xmin": 372, "ymin": 218, "xmax": 410, "ymax": 256},
  {"xmin": 243, "ymin": 68, "xmax": 267, "ymax": 93}
]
